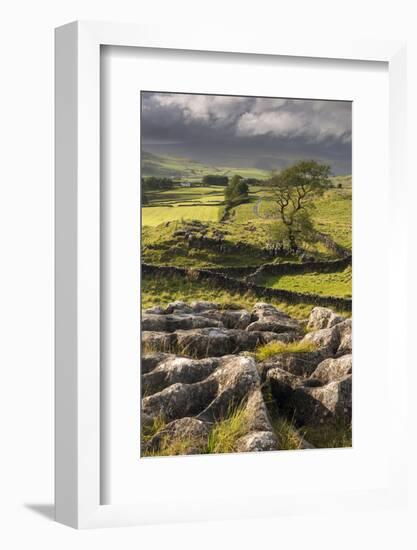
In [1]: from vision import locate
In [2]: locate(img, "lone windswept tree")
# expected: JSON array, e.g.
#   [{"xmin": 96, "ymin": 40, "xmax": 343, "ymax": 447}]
[{"xmin": 266, "ymin": 160, "xmax": 332, "ymax": 251}]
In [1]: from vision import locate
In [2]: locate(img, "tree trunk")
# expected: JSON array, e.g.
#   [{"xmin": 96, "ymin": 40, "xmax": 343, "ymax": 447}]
[{"xmin": 288, "ymin": 228, "xmax": 297, "ymax": 252}]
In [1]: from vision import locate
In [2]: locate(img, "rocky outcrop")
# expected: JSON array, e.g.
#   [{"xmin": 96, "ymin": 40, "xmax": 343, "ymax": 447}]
[
  {"xmin": 266, "ymin": 309, "xmax": 352, "ymax": 427},
  {"xmin": 201, "ymin": 308, "xmax": 251, "ymax": 329},
  {"xmin": 142, "ymin": 301, "xmax": 299, "ymax": 358},
  {"xmin": 141, "ymin": 353, "xmax": 277, "ymax": 455},
  {"xmin": 312, "ymin": 354, "xmax": 352, "ymax": 385},
  {"xmin": 268, "ymin": 367, "xmax": 352, "ymax": 426},
  {"xmin": 336, "ymin": 319, "xmax": 352, "ymax": 356},
  {"xmin": 257, "ymin": 351, "xmax": 325, "ymax": 381},
  {"xmin": 142, "ymin": 356, "xmax": 222, "ymax": 396},
  {"xmin": 306, "ymin": 306, "xmax": 346, "ymax": 331},
  {"xmin": 141, "ymin": 302, "xmax": 352, "ymax": 455},
  {"xmin": 246, "ymin": 303, "xmax": 301, "ymax": 334},
  {"xmin": 235, "ymin": 431, "xmax": 277, "ymax": 452},
  {"xmin": 145, "ymin": 417, "xmax": 211, "ymax": 455},
  {"xmin": 142, "ymin": 313, "xmax": 223, "ymax": 332}
]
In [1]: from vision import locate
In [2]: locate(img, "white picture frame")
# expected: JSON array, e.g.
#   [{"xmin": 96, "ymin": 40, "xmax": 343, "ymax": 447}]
[{"xmin": 55, "ymin": 20, "xmax": 407, "ymax": 529}]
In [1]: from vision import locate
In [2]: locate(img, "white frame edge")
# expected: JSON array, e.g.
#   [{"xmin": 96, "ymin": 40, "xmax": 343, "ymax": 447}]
[{"xmin": 55, "ymin": 20, "xmax": 407, "ymax": 529}]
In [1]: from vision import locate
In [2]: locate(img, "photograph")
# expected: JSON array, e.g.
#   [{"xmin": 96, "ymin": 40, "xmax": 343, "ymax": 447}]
[{"xmin": 140, "ymin": 91, "xmax": 352, "ymax": 457}]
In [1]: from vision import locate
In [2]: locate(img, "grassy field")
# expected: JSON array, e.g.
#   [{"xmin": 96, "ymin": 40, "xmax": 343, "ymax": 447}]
[
  {"xmin": 141, "ymin": 166, "xmax": 352, "ymax": 308},
  {"xmin": 145, "ymin": 186, "xmax": 225, "ymax": 206},
  {"xmin": 141, "ymin": 272, "xmax": 351, "ymax": 319},
  {"xmin": 142, "ymin": 205, "xmax": 222, "ymax": 226},
  {"xmin": 312, "ymin": 188, "xmax": 352, "ymax": 250},
  {"xmin": 259, "ymin": 266, "xmax": 352, "ymax": 298},
  {"xmin": 142, "ymin": 178, "xmax": 352, "ymax": 250},
  {"xmin": 142, "ymin": 186, "xmax": 225, "ymax": 226},
  {"xmin": 142, "ymin": 218, "xmax": 296, "ymax": 268},
  {"xmin": 231, "ymin": 185, "xmax": 352, "ymax": 250}
]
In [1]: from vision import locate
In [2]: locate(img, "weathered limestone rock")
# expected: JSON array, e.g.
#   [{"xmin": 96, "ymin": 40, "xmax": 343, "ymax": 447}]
[
  {"xmin": 142, "ymin": 356, "xmax": 222, "ymax": 395},
  {"xmin": 142, "ymin": 312, "xmax": 223, "ymax": 332},
  {"xmin": 291, "ymin": 375, "xmax": 352, "ymax": 426},
  {"xmin": 202, "ymin": 308, "xmax": 251, "ymax": 329},
  {"xmin": 242, "ymin": 389, "xmax": 276, "ymax": 433},
  {"xmin": 144, "ymin": 305, "xmax": 166, "ymax": 315},
  {"xmin": 189, "ymin": 300, "xmax": 220, "ymax": 313},
  {"xmin": 196, "ymin": 356, "xmax": 261, "ymax": 422},
  {"xmin": 269, "ymin": 371, "xmax": 352, "ymax": 426},
  {"xmin": 143, "ymin": 327, "xmax": 296, "ymax": 358},
  {"xmin": 140, "ymin": 302, "xmax": 352, "ymax": 454},
  {"xmin": 302, "ymin": 318, "xmax": 352, "ymax": 359},
  {"xmin": 235, "ymin": 431, "xmax": 277, "ymax": 452},
  {"xmin": 141, "ymin": 352, "xmax": 175, "ymax": 374},
  {"xmin": 311, "ymin": 354, "xmax": 352, "ymax": 385},
  {"xmin": 143, "ymin": 355, "xmax": 261, "ymax": 423},
  {"xmin": 143, "ymin": 417, "xmax": 211, "ymax": 455},
  {"xmin": 142, "ymin": 331, "xmax": 176, "ymax": 353},
  {"xmin": 142, "ymin": 378, "xmax": 218, "ymax": 422},
  {"xmin": 246, "ymin": 303, "xmax": 301, "ymax": 334},
  {"xmin": 307, "ymin": 307, "xmax": 345, "ymax": 331},
  {"xmin": 160, "ymin": 301, "xmax": 194, "ymax": 315},
  {"xmin": 267, "ymin": 368, "xmax": 304, "ymax": 403},
  {"xmin": 336, "ymin": 319, "xmax": 352, "ymax": 356},
  {"xmin": 141, "ymin": 353, "xmax": 279, "ymax": 453},
  {"xmin": 258, "ymin": 351, "xmax": 324, "ymax": 381},
  {"xmin": 174, "ymin": 328, "xmax": 244, "ymax": 357},
  {"xmin": 301, "ymin": 325, "xmax": 341, "ymax": 357}
]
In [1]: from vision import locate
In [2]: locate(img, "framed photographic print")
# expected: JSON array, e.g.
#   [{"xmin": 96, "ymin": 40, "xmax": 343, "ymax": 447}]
[
  {"xmin": 139, "ymin": 89, "xmax": 353, "ymax": 459},
  {"xmin": 55, "ymin": 21, "xmax": 408, "ymax": 528}
]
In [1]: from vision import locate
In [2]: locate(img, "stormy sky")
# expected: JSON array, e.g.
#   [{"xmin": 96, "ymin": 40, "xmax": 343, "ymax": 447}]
[{"xmin": 141, "ymin": 92, "xmax": 352, "ymax": 175}]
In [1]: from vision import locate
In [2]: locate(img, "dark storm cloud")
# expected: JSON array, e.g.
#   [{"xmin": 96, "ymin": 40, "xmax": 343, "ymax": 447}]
[{"xmin": 141, "ymin": 92, "xmax": 352, "ymax": 174}]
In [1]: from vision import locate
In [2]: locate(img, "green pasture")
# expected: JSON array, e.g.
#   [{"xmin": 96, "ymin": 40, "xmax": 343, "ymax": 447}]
[
  {"xmin": 142, "ymin": 186, "xmax": 225, "ymax": 225},
  {"xmin": 312, "ymin": 189, "xmax": 352, "ymax": 250},
  {"xmin": 142, "ymin": 204, "xmax": 221, "ymax": 226},
  {"xmin": 259, "ymin": 266, "xmax": 352, "ymax": 298},
  {"xmin": 141, "ymin": 220, "xmax": 280, "ymax": 267},
  {"xmin": 141, "ymin": 272, "xmax": 351, "ymax": 320},
  {"xmin": 141, "ymin": 170, "xmax": 352, "ymax": 307},
  {"xmin": 142, "ymin": 176, "xmax": 352, "ymax": 252},
  {"xmin": 145, "ymin": 186, "xmax": 225, "ymax": 206},
  {"xmin": 231, "ymin": 183, "xmax": 352, "ymax": 250},
  {"xmin": 142, "ymin": 272, "xmax": 315, "ymax": 319}
]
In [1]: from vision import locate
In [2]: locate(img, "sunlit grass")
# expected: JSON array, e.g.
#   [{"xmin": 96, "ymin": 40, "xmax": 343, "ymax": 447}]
[
  {"xmin": 142, "ymin": 272, "xmax": 317, "ymax": 320},
  {"xmin": 141, "ymin": 415, "xmax": 167, "ymax": 444},
  {"xmin": 260, "ymin": 266, "xmax": 352, "ymax": 298},
  {"xmin": 206, "ymin": 402, "xmax": 250, "ymax": 454},
  {"xmin": 142, "ymin": 205, "xmax": 221, "ymax": 226},
  {"xmin": 271, "ymin": 416, "xmax": 306, "ymax": 450},
  {"xmin": 142, "ymin": 436, "xmax": 202, "ymax": 457},
  {"xmin": 255, "ymin": 340, "xmax": 318, "ymax": 362}
]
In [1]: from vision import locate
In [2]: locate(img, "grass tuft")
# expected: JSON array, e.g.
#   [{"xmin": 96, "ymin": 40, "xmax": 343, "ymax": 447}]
[
  {"xmin": 141, "ymin": 415, "xmax": 167, "ymax": 444},
  {"xmin": 142, "ymin": 436, "xmax": 199, "ymax": 457},
  {"xmin": 271, "ymin": 416, "xmax": 306, "ymax": 450},
  {"xmin": 206, "ymin": 402, "xmax": 250, "ymax": 454},
  {"xmin": 255, "ymin": 340, "xmax": 318, "ymax": 362},
  {"xmin": 141, "ymin": 402, "xmax": 252, "ymax": 457}
]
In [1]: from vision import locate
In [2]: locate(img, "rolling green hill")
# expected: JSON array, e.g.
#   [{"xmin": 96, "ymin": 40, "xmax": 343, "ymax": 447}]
[{"xmin": 141, "ymin": 150, "xmax": 269, "ymax": 181}]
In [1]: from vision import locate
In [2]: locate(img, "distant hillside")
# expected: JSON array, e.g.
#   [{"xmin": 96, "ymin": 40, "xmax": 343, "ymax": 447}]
[{"xmin": 141, "ymin": 151, "xmax": 269, "ymax": 181}]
